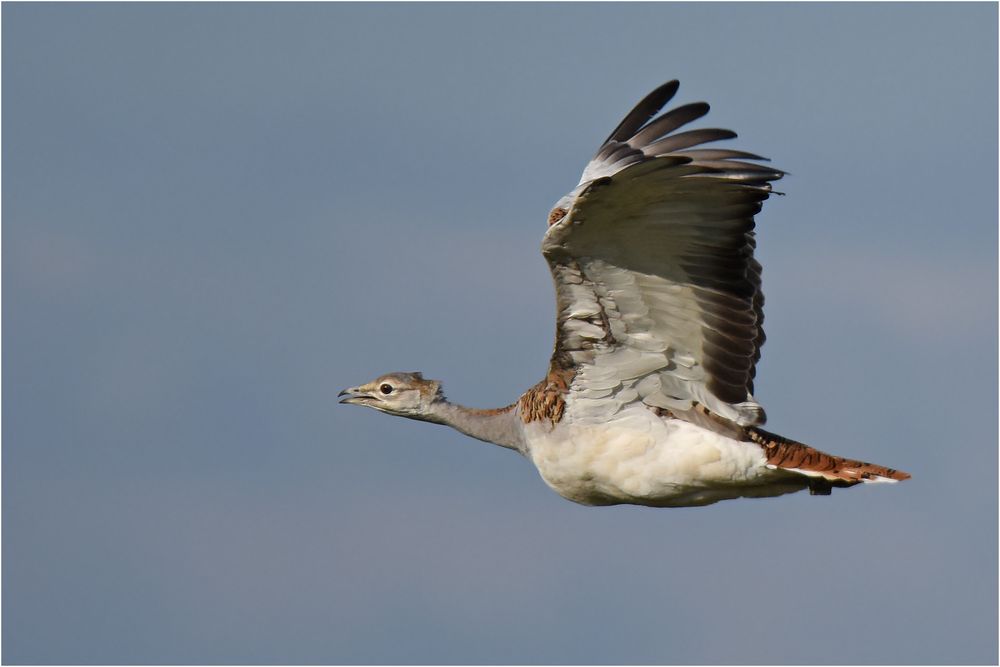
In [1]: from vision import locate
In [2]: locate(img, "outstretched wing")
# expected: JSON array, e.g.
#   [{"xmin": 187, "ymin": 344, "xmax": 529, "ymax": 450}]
[{"xmin": 542, "ymin": 81, "xmax": 782, "ymax": 427}]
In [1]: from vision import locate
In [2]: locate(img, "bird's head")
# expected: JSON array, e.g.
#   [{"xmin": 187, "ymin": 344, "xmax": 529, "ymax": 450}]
[{"xmin": 339, "ymin": 372, "xmax": 444, "ymax": 420}]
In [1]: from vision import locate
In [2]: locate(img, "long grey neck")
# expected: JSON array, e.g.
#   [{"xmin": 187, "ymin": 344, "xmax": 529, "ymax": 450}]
[{"xmin": 423, "ymin": 400, "xmax": 525, "ymax": 453}]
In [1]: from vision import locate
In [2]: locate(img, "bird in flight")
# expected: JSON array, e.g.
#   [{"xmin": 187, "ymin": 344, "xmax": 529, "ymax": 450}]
[{"xmin": 340, "ymin": 80, "xmax": 909, "ymax": 507}]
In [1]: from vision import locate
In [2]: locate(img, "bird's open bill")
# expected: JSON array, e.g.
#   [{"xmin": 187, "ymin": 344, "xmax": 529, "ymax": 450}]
[{"xmin": 338, "ymin": 386, "xmax": 371, "ymax": 406}]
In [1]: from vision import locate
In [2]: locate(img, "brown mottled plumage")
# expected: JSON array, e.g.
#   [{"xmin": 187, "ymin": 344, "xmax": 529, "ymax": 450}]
[
  {"xmin": 547, "ymin": 207, "xmax": 568, "ymax": 227},
  {"xmin": 747, "ymin": 427, "xmax": 911, "ymax": 484},
  {"xmin": 518, "ymin": 366, "xmax": 574, "ymax": 424}
]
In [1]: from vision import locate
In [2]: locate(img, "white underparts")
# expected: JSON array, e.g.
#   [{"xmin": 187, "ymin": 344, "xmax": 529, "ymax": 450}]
[{"xmin": 522, "ymin": 401, "xmax": 802, "ymax": 507}]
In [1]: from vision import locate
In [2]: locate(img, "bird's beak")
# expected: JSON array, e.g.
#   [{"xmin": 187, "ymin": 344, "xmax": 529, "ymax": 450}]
[{"xmin": 339, "ymin": 385, "xmax": 376, "ymax": 406}]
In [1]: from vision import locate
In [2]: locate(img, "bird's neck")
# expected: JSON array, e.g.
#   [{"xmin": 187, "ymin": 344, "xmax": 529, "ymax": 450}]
[{"xmin": 424, "ymin": 400, "xmax": 525, "ymax": 453}]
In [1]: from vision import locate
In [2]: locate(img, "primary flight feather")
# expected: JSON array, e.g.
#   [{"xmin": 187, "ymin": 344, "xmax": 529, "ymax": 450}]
[{"xmin": 340, "ymin": 80, "xmax": 910, "ymax": 507}]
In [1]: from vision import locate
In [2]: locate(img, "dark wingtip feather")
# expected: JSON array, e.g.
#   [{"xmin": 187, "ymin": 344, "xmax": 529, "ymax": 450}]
[
  {"xmin": 679, "ymin": 149, "xmax": 771, "ymax": 162},
  {"xmin": 630, "ymin": 101, "xmax": 712, "ymax": 149},
  {"xmin": 646, "ymin": 128, "xmax": 738, "ymax": 155},
  {"xmin": 603, "ymin": 80, "xmax": 680, "ymax": 145}
]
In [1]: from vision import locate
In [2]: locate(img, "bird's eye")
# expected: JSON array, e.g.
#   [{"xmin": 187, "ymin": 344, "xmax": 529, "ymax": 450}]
[{"xmin": 379, "ymin": 383, "xmax": 394, "ymax": 395}]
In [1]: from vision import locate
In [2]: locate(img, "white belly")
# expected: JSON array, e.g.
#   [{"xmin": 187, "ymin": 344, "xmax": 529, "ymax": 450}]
[{"xmin": 522, "ymin": 404, "xmax": 803, "ymax": 507}]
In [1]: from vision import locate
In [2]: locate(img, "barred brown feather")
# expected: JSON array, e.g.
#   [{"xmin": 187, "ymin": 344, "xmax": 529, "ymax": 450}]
[{"xmin": 748, "ymin": 427, "xmax": 911, "ymax": 483}]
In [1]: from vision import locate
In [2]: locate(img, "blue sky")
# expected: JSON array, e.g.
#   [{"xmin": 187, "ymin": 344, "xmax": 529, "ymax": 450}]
[{"xmin": 3, "ymin": 3, "xmax": 997, "ymax": 664}]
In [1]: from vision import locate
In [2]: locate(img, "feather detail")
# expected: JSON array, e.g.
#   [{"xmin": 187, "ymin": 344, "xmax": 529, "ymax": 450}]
[
  {"xmin": 538, "ymin": 81, "xmax": 787, "ymax": 429},
  {"xmin": 518, "ymin": 366, "xmax": 574, "ymax": 425},
  {"xmin": 748, "ymin": 427, "xmax": 911, "ymax": 485},
  {"xmin": 601, "ymin": 80, "xmax": 679, "ymax": 145}
]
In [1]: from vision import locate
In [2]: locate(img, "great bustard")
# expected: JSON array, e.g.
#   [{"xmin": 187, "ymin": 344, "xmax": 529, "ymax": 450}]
[{"xmin": 340, "ymin": 80, "xmax": 910, "ymax": 508}]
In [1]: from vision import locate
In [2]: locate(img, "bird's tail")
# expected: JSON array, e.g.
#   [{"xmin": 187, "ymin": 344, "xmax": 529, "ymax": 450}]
[{"xmin": 747, "ymin": 427, "xmax": 910, "ymax": 495}]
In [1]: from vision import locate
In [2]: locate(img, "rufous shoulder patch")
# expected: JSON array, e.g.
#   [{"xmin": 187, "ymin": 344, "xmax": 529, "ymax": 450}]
[
  {"xmin": 518, "ymin": 366, "xmax": 574, "ymax": 424},
  {"xmin": 547, "ymin": 207, "xmax": 568, "ymax": 227}
]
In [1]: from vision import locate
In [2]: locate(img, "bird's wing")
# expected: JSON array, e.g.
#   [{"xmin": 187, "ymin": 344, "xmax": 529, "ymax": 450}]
[{"xmin": 541, "ymin": 81, "xmax": 783, "ymax": 427}]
